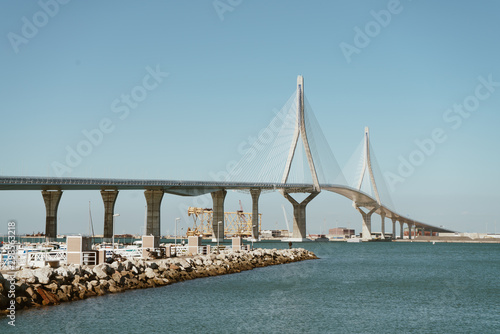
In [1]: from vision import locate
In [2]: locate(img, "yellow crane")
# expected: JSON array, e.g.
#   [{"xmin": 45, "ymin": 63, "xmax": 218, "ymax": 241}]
[{"xmin": 187, "ymin": 205, "xmax": 261, "ymax": 238}]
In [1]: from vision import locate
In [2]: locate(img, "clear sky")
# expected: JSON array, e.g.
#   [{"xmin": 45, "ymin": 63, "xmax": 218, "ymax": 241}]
[{"xmin": 1, "ymin": 0, "xmax": 499, "ymax": 236}]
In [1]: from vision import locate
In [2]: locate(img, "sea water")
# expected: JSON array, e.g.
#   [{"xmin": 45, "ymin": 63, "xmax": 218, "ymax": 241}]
[{"xmin": 1, "ymin": 242, "xmax": 499, "ymax": 333}]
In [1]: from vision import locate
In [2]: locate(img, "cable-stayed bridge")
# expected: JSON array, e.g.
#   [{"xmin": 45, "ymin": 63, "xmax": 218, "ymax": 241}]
[{"xmin": 0, "ymin": 76, "xmax": 453, "ymax": 241}]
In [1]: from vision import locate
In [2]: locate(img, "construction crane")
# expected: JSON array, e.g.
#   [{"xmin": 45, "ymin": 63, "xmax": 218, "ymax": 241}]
[
  {"xmin": 237, "ymin": 200, "xmax": 248, "ymax": 235},
  {"xmin": 187, "ymin": 206, "xmax": 261, "ymax": 238}
]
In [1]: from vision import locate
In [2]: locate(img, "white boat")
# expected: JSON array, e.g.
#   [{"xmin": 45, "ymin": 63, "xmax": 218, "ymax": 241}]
[{"xmin": 346, "ymin": 236, "xmax": 362, "ymax": 243}]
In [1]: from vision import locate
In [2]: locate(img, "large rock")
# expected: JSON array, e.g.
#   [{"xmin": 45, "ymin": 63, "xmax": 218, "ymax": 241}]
[
  {"xmin": 32, "ymin": 267, "xmax": 54, "ymax": 284},
  {"xmin": 148, "ymin": 262, "xmax": 159, "ymax": 270},
  {"xmin": 55, "ymin": 267, "xmax": 72, "ymax": 278},
  {"xmin": 66, "ymin": 264, "xmax": 82, "ymax": 276},
  {"xmin": 15, "ymin": 269, "xmax": 37, "ymax": 284},
  {"xmin": 110, "ymin": 261, "xmax": 124, "ymax": 272},
  {"xmin": 45, "ymin": 282, "xmax": 59, "ymax": 293},
  {"xmin": 93, "ymin": 264, "xmax": 114, "ymax": 279},
  {"xmin": 176, "ymin": 258, "xmax": 191, "ymax": 270},
  {"xmin": 36, "ymin": 287, "xmax": 59, "ymax": 305},
  {"xmin": 144, "ymin": 268, "xmax": 156, "ymax": 279},
  {"xmin": 111, "ymin": 272, "xmax": 124, "ymax": 284},
  {"xmin": 122, "ymin": 260, "xmax": 135, "ymax": 271}
]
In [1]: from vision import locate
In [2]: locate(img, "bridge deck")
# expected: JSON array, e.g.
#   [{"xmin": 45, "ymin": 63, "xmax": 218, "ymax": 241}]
[{"xmin": 0, "ymin": 176, "xmax": 454, "ymax": 233}]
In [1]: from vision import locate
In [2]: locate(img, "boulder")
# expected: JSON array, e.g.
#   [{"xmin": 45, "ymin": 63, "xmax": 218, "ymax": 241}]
[
  {"xmin": 93, "ymin": 264, "xmax": 113, "ymax": 279},
  {"xmin": 66, "ymin": 264, "xmax": 82, "ymax": 276},
  {"xmin": 122, "ymin": 260, "xmax": 135, "ymax": 271},
  {"xmin": 16, "ymin": 269, "xmax": 37, "ymax": 284},
  {"xmin": 72, "ymin": 275, "xmax": 81, "ymax": 286},
  {"xmin": 144, "ymin": 268, "xmax": 156, "ymax": 279},
  {"xmin": 36, "ymin": 287, "xmax": 59, "ymax": 305},
  {"xmin": 60, "ymin": 284, "xmax": 73, "ymax": 296},
  {"xmin": 56, "ymin": 290, "xmax": 69, "ymax": 302},
  {"xmin": 34, "ymin": 267, "xmax": 54, "ymax": 284},
  {"xmin": 45, "ymin": 282, "xmax": 59, "ymax": 293},
  {"xmin": 111, "ymin": 272, "xmax": 124, "ymax": 284},
  {"xmin": 55, "ymin": 267, "xmax": 72, "ymax": 278},
  {"xmin": 148, "ymin": 262, "xmax": 159, "ymax": 270},
  {"xmin": 108, "ymin": 285, "xmax": 123, "ymax": 293},
  {"xmin": 110, "ymin": 261, "xmax": 124, "ymax": 272}
]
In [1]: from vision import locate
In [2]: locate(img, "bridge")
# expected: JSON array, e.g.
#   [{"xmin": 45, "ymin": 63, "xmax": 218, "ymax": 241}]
[{"xmin": 0, "ymin": 76, "xmax": 454, "ymax": 242}]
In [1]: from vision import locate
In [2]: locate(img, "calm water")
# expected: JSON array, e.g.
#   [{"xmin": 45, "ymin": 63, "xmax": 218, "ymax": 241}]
[{"xmin": 2, "ymin": 242, "xmax": 499, "ymax": 333}]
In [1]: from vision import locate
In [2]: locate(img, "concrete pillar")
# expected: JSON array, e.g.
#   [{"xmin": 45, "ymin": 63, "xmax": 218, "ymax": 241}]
[
  {"xmin": 380, "ymin": 212, "xmax": 386, "ymax": 239},
  {"xmin": 142, "ymin": 235, "xmax": 160, "ymax": 259},
  {"xmin": 250, "ymin": 189, "xmax": 261, "ymax": 240},
  {"xmin": 391, "ymin": 218, "xmax": 396, "ymax": 239},
  {"xmin": 67, "ymin": 236, "xmax": 92, "ymax": 265},
  {"xmin": 211, "ymin": 190, "xmax": 227, "ymax": 242},
  {"xmin": 232, "ymin": 236, "xmax": 243, "ymax": 250},
  {"xmin": 101, "ymin": 189, "xmax": 119, "ymax": 242},
  {"xmin": 283, "ymin": 192, "xmax": 319, "ymax": 240},
  {"xmin": 188, "ymin": 236, "xmax": 202, "ymax": 255},
  {"xmin": 355, "ymin": 206, "xmax": 378, "ymax": 241},
  {"xmin": 42, "ymin": 190, "xmax": 62, "ymax": 242},
  {"xmin": 399, "ymin": 221, "xmax": 404, "ymax": 239},
  {"xmin": 408, "ymin": 224, "xmax": 412, "ymax": 240},
  {"xmin": 144, "ymin": 189, "xmax": 164, "ymax": 237}
]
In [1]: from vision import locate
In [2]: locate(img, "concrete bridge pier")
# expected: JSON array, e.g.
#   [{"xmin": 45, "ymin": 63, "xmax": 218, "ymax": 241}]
[
  {"xmin": 400, "ymin": 221, "xmax": 404, "ymax": 239},
  {"xmin": 211, "ymin": 189, "xmax": 227, "ymax": 242},
  {"xmin": 144, "ymin": 189, "xmax": 164, "ymax": 237},
  {"xmin": 355, "ymin": 206, "xmax": 378, "ymax": 241},
  {"xmin": 283, "ymin": 192, "xmax": 318, "ymax": 241},
  {"xmin": 250, "ymin": 189, "xmax": 261, "ymax": 240},
  {"xmin": 101, "ymin": 189, "xmax": 119, "ymax": 242},
  {"xmin": 42, "ymin": 190, "xmax": 62, "ymax": 242},
  {"xmin": 408, "ymin": 223, "xmax": 413, "ymax": 240},
  {"xmin": 380, "ymin": 212, "xmax": 386, "ymax": 239},
  {"xmin": 391, "ymin": 218, "xmax": 397, "ymax": 239}
]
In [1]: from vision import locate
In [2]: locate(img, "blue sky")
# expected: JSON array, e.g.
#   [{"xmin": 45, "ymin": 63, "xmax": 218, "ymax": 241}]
[{"xmin": 1, "ymin": 0, "xmax": 499, "ymax": 236}]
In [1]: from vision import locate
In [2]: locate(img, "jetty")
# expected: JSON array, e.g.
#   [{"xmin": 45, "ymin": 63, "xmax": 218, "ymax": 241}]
[{"xmin": 1, "ymin": 247, "xmax": 317, "ymax": 313}]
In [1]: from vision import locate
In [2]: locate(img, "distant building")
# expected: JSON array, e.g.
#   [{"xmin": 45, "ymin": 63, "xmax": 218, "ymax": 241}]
[
  {"xmin": 328, "ymin": 227, "xmax": 355, "ymax": 239},
  {"xmin": 261, "ymin": 230, "xmax": 289, "ymax": 239}
]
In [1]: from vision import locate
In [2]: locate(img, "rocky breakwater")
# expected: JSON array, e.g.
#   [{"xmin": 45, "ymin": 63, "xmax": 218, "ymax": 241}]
[{"xmin": 1, "ymin": 248, "xmax": 317, "ymax": 313}]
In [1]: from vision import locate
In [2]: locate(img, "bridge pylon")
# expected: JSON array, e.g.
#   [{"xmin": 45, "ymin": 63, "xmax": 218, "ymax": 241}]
[
  {"xmin": 282, "ymin": 75, "xmax": 320, "ymax": 241},
  {"xmin": 281, "ymin": 75, "xmax": 321, "ymax": 192},
  {"xmin": 353, "ymin": 127, "xmax": 382, "ymax": 240},
  {"xmin": 356, "ymin": 127, "xmax": 381, "ymax": 205}
]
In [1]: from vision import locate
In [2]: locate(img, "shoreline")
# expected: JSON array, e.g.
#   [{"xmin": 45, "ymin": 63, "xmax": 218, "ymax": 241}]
[{"xmin": 0, "ymin": 248, "xmax": 317, "ymax": 314}]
